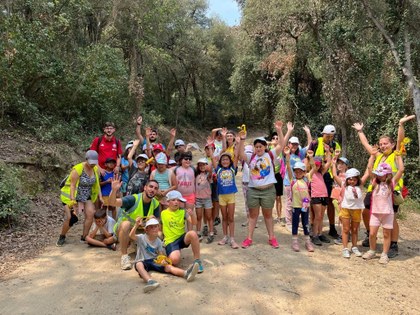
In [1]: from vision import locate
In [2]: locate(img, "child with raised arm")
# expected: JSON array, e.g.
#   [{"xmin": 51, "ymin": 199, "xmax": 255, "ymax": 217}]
[
  {"xmin": 130, "ymin": 217, "xmax": 199, "ymax": 293},
  {"xmin": 85, "ymin": 209, "xmax": 117, "ymax": 250},
  {"xmin": 284, "ymin": 147, "xmax": 314, "ymax": 252}
]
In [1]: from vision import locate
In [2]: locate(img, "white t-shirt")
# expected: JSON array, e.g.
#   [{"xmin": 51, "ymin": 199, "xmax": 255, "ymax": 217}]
[
  {"xmin": 214, "ymin": 140, "xmax": 223, "ymax": 157},
  {"xmin": 246, "ymin": 149, "xmax": 278, "ymax": 188},
  {"xmin": 341, "ymin": 186, "xmax": 364, "ymax": 209},
  {"xmin": 90, "ymin": 216, "xmax": 116, "ymax": 234},
  {"xmin": 242, "ymin": 162, "xmax": 250, "ymax": 183}
]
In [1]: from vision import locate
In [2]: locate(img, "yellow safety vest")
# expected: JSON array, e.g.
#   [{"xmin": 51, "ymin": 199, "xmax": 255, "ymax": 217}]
[{"xmin": 367, "ymin": 152, "xmax": 403, "ymax": 192}]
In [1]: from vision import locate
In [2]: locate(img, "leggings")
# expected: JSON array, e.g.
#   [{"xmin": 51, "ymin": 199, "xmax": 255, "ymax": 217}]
[{"xmin": 292, "ymin": 207, "xmax": 309, "ymax": 236}]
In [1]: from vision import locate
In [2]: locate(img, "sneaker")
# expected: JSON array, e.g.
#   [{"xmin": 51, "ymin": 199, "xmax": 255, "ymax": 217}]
[
  {"xmin": 311, "ymin": 236, "xmax": 322, "ymax": 246},
  {"xmin": 241, "ymin": 220, "xmax": 249, "ymax": 227},
  {"xmin": 274, "ymin": 217, "xmax": 280, "ymax": 224},
  {"xmin": 318, "ymin": 234, "xmax": 331, "ymax": 243},
  {"xmin": 144, "ymin": 279, "xmax": 160, "ymax": 293},
  {"xmin": 230, "ymin": 238, "xmax": 239, "ymax": 249},
  {"xmin": 80, "ymin": 235, "xmax": 86, "ymax": 243},
  {"xmin": 197, "ymin": 233, "xmax": 203, "ymax": 242},
  {"xmin": 56, "ymin": 235, "xmax": 66, "ymax": 247},
  {"xmin": 213, "ymin": 227, "xmax": 218, "ymax": 235},
  {"xmin": 218, "ymin": 235, "xmax": 229, "ymax": 245},
  {"xmin": 285, "ymin": 224, "xmax": 292, "ymax": 232},
  {"xmin": 305, "ymin": 239, "xmax": 314, "ymax": 252},
  {"xmin": 280, "ymin": 217, "xmax": 287, "ymax": 226},
  {"xmin": 185, "ymin": 262, "xmax": 199, "ymax": 282},
  {"xmin": 241, "ymin": 238, "xmax": 253, "ymax": 249},
  {"xmin": 206, "ymin": 234, "xmax": 215, "ymax": 244},
  {"xmin": 351, "ymin": 246, "xmax": 362, "ymax": 257},
  {"xmin": 328, "ymin": 226, "xmax": 339, "ymax": 238},
  {"xmin": 202, "ymin": 225, "xmax": 208, "ymax": 237},
  {"xmin": 387, "ymin": 243, "xmax": 399, "ymax": 258},
  {"xmin": 362, "ymin": 231, "xmax": 370, "ymax": 247},
  {"xmin": 342, "ymin": 248, "xmax": 350, "ymax": 258},
  {"xmin": 214, "ymin": 217, "xmax": 221, "ymax": 226},
  {"xmin": 107, "ymin": 243, "xmax": 117, "ymax": 251},
  {"xmin": 195, "ymin": 259, "xmax": 204, "ymax": 273},
  {"xmin": 269, "ymin": 237, "xmax": 279, "ymax": 249},
  {"xmin": 334, "ymin": 235, "xmax": 342, "ymax": 245},
  {"xmin": 291, "ymin": 239, "xmax": 300, "ymax": 252},
  {"xmin": 121, "ymin": 254, "xmax": 132, "ymax": 270},
  {"xmin": 362, "ymin": 250, "xmax": 376, "ymax": 260},
  {"xmin": 379, "ymin": 252, "xmax": 389, "ymax": 265}
]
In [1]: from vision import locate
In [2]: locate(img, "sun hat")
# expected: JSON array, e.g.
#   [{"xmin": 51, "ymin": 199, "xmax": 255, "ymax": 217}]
[
  {"xmin": 293, "ymin": 162, "xmax": 306, "ymax": 171},
  {"xmin": 175, "ymin": 139, "xmax": 185, "ymax": 147},
  {"xmin": 345, "ymin": 168, "xmax": 360, "ymax": 179},
  {"xmin": 338, "ymin": 157, "xmax": 350, "ymax": 165},
  {"xmin": 85, "ymin": 150, "xmax": 98, "ymax": 164},
  {"xmin": 155, "ymin": 152, "xmax": 168, "ymax": 165},
  {"xmin": 322, "ymin": 125, "xmax": 336, "ymax": 134},
  {"xmin": 253, "ymin": 137, "xmax": 268, "ymax": 146},
  {"xmin": 166, "ymin": 190, "xmax": 186, "ymax": 202},
  {"xmin": 197, "ymin": 158, "xmax": 208, "ymax": 164},
  {"xmin": 289, "ymin": 136, "xmax": 300, "ymax": 144},
  {"xmin": 145, "ymin": 218, "xmax": 160, "ymax": 228},
  {"xmin": 373, "ymin": 163, "xmax": 392, "ymax": 176}
]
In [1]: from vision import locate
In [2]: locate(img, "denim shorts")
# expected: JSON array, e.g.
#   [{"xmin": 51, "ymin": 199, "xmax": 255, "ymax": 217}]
[
  {"xmin": 134, "ymin": 259, "xmax": 165, "ymax": 273},
  {"xmin": 195, "ymin": 197, "xmax": 213, "ymax": 209}
]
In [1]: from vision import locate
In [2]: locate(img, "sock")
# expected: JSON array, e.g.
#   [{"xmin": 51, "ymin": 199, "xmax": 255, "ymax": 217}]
[
  {"xmin": 330, "ymin": 224, "xmax": 335, "ymax": 230},
  {"xmin": 391, "ymin": 241, "xmax": 398, "ymax": 246}
]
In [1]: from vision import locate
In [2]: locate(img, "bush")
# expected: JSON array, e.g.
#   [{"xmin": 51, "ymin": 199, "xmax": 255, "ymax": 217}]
[{"xmin": 0, "ymin": 162, "xmax": 29, "ymax": 228}]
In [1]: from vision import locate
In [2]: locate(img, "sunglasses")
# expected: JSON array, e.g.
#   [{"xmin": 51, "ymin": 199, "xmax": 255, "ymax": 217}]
[{"xmin": 183, "ymin": 157, "xmax": 192, "ymax": 161}]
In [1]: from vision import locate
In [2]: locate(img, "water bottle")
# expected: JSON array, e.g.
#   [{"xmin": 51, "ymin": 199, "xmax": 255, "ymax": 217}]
[{"xmin": 301, "ymin": 197, "xmax": 310, "ymax": 212}]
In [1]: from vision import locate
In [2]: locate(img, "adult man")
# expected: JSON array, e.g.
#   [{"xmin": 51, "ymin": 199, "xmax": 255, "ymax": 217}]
[
  {"xmin": 90, "ymin": 122, "xmax": 123, "ymax": 174},
  {"xmin": 108, "ymin": 176, "xmax": 161, "ymax": 270},
  {"xmin": 308, "ymin": 124, "xmax": 341, "ymax": 238}
]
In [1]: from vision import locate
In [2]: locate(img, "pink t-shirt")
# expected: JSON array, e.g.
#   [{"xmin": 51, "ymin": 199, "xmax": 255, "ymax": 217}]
[
  {"xmin": 310, "ymin": 172, "xmax": 328, "ymax": 198},
  {"xmin": 176, "ymin": 166, "xmax": 195, "ymax": 196},
  {"xmin": 371, "ymin": 180, "xmax": 394, "ymax": 214},
  {"xmin": 195, "ymin": 172, "xmax": 211, "ymax": 199}
]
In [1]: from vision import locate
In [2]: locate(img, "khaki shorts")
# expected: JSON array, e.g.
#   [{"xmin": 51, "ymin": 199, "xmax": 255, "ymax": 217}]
[
  {"xmin": 102, "ymin": 196, "xmax": 110, "ymax": 206},
  {"xmin": 219, "ymin": 193, "xmax": 236, "ymax": 206},
  {"xmin": 247, "ymin": 186, "xmax": 276, "ymax": 209},
  {"xmin": 339, "ymin": 208, "xmax": 362, "ymax": 223}
]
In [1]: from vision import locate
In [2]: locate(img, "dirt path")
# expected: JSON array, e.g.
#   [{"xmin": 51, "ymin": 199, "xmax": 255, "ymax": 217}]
[{"xmin": 1, "ymin": 172, "xmax": 419, "ymax": 314}]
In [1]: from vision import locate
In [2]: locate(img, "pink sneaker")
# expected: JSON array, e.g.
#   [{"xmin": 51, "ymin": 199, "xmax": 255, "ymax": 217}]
[
  {"xmin": 241, "ymin": 238, "xmax": 253, "ymax": 248},
  {"xmin": 269, "ymin": 237, "xmax": 279, "ymax": 249},
  {"xmin": 305, "ymin": 240, "xmax": 314, "ymax": 252},
  {"xmin": 291, "ymin": 239, "xmax": 300, "ymax": 252}
]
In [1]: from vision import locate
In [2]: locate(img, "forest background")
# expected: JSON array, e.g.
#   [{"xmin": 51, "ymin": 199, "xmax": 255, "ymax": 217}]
[{"xmin": 1, "ymin": 0, "xmax": 419, "ymax": 227}]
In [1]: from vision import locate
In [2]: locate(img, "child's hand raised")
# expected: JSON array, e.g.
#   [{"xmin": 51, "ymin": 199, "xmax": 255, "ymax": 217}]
[
  {"xmin": 284, "ymin": 147, "xmax": 291, "ymax": 156},
  {"xmin": 307, "ymin": 150, "xmax": 314, "ymax": 158},
  {"xmin": 352, "ymin": 122, "xmax": 363, "ymax": 132},
  {"xmin": 170, "ymin": 128, "xmax": 176, "ymax": 138},
  {"xmin": 238, "ymin": 130, "xmax": 247, "ymax": 140},
  {"xmin": 334, "ymin": 149, "xmax": 341, "ymax": 157},
  {"xmin": 136, "ymin": 116, "xmax": 143, "ymax": 125},
  {"xmin": 111, "ymin": 174, "xmax": 122, "ymax": 191}
]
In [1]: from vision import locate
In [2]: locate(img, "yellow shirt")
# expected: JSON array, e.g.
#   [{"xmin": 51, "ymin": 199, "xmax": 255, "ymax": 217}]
[{"xmin": 161, "ymin": 208, "xmax": 187, "ymax": 246}]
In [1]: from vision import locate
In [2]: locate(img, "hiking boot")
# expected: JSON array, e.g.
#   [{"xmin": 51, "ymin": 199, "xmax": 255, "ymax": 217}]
[
  {"xmin": 387, "ymin": 243, "xmax": 399, "ymax": 259},
  {"xmin": 185, "ymin": 262, "xmax": 199, "ymax": 282},
  {"xmin": 362, "ymin": 231, "xmax": 370, "ymax": 247},
  {"xmin": 206, "ymin": 234, "xmax": 215, "ymax": 244},
  {"xmin": 342, "ymin": 248, "xmax": 350, "ymax": 258},
  {"xmin": 121, "ymin": 254, "xmax": 132, "ymax": 270},
  {"xmin": 351, "ymin": 246, "xmax": 362, "ymax": 257},
  {"xmin": 311, "ymin": 236, "xmax": 322, "ymax": 246},
  {"xmin": 144, "ymin": 279, "xmax": 160, "ymax": 293},
  {"xmin": 362, "ymin": 250, "xmax": 376, "ymax": 260},
  {"xmin": 334, "ymin": 235, "xmax": 342, "ymax": 245},
  {"xmin": 379, "ymin": 253, "xmax": 389, "ymax": 265},
  {"xmin": 291, "ymin": 239, "xmax": 300, "ymax": 252},
  {"xmin": 195, "ymin": 259, "xmax": 204, "ymax": 273},
  {"xmin": 305, "ymin": 239, "xmax": 314, "ymax": 252},
  {"xmin": 269, "ymin": 237, "xmax": 279, "ymax": 249},
  {"xmin": 202, "ymin": 225, "xmax": 208, "ymax": 237},
  {"xmin": 328, "ymin": 226, "xmax": 339, "ymax": 238},
  {"xmin": 56, "ymin": 235, "xmax": 66, "ymax": 247},
  {"xmin": 218, "ymin": 235, "xmax": 229, "ymax": 245},
  {"xmin": 318, "ymin": 234, "xmax": 331, "ymax": 243},
  {"xmin": 241, "ymin": 238, "xmax": 253, "ymax": 249},
  {"xmin": 214, "ymin": 217, "xmax": 221, "ymax": 226}
]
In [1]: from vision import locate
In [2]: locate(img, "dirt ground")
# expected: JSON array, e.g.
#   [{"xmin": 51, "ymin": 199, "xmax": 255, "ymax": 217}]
[{"xmin": 1, "ymin": 171, "xmax": 420, "ymax": 314}]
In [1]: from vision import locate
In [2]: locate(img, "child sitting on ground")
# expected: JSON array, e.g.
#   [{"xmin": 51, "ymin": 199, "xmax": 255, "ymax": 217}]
[
  {"xmin": 130, "ymin": 217, "xmax": 199, "ymax": 293},
  {"xmin": 85, "ymin": 209, "xmax": 117, "ymax": 250}
]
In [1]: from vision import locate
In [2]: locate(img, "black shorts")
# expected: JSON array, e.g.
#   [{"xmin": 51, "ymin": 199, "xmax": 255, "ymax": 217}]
[
  {"xmin": 274, "ymin": 172, "xmax": 284, "ymax": 196},
  {"xmin": 134, "ymin": 259, "xmax": 165, "ymax": 273},
  {"xmin": 364, "ymin": 192, "xmax": 399, "ymax": 213},
  {"xmin": 165, "ymin": 234, "xmax": 189, "ymax": 256},
  {"xmin": 311, "ymin": 197, "xmax": 328, "ymax": 206},
  {"xmin": 323, "ymin": 172, "xmax": 334, "ymax": 196}
]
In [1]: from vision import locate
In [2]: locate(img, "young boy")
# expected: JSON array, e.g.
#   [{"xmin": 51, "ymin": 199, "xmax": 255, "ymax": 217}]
[
  {"xmin": 161, "ymin": 190, "xmax": 204, "ymax": 273},
  {"xmin": 130, "ymin": 217, "xmax": 199, "ymax": 293},
  {"xmin": 101, "ymin": 157, "xmax": 117, "ymax": 218},
  {"xmin": 85, "ymin": 209, "xmax": 117, "ymax": 250}
]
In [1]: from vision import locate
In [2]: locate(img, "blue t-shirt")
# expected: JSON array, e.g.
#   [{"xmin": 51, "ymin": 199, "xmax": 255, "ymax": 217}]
[
  {"xmin": 121, "ymin": 158, "xmax": 137, "ymax": 184},
  {"xmin": 100, "ymin": 171, "xmax": 114, "ymax": 197},
  {"xmin": 283, "ymin": 148, "xmax": 307, "ymax": 186},
  {"xmin": 216, "ymin": 166, "xmax": 238, "ymax": 195}
]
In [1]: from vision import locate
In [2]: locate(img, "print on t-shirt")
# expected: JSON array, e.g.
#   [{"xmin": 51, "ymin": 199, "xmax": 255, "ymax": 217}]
[{"xmin": 251, "ymin": 156, "xmax": 272, "ymax": 180}]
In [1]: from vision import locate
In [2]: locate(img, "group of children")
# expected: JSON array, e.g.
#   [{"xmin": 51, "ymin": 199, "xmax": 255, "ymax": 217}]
[{"xmin": 60, "ymin": 114, "xmax": 415, "ymax": 292}]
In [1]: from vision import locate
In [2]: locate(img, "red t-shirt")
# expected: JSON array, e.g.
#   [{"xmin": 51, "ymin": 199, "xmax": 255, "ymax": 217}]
[{"xmin": 90, "ymin": 136, "xmax": 123, "ymax": 169}]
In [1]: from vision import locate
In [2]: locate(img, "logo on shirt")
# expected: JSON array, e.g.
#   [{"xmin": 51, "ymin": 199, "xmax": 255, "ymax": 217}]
[{"xmin": 251, "ymin": 156, "xmax": 271, "ymax": 180}]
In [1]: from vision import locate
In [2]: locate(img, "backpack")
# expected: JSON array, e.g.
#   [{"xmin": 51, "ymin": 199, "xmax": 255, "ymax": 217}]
[
  {"xmin": 59, "ymin": 175, "xmax": 69, "ymax": 189},
  {"xmin": 127, "ymin": 171, "xmax": 149, "ymax": 195}
]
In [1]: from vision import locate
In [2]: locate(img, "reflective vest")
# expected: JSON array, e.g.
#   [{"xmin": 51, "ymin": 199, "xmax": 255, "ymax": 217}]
[
  {"xmin": 314, "ymin": 137, "xmax": 341, "ymax": 157},
  {"xmin": 60, "ymin": 163, "xmax": 100, "ymax": 205},
  {"xmin": 367, "ymin": 152, "xmax": 403, "ymax": 192}
]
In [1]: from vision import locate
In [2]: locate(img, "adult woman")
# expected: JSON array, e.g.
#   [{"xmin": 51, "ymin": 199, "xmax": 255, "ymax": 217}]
[
  {"xmin": 240, "ymin": 121, "xmax": 286, "ymax": 249},
  {"xmin": 352, "ymin": 114, "xmax": 414, "ymax": 258},
  {"xmin": 56, "ymin": 150, "xmax": 103, "ymax": 246}
]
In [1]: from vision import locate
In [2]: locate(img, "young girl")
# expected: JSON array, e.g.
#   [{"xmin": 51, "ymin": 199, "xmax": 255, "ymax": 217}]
[
  {"xmin": 362, "ymin": 157, "xmax": 404, "ymax": 264},
  {"xmin": 212, "ymin": 135, "xmax": 244, "ymax": 249},
  {"xmin": 195, "ymin": 158, "xmax": 214, "ymax": 243},
  {"xmin": 150, "ymin": 152, "xmax": 177, "ymax": 209},
  {"xmin": 332, "ymin": 163, "xmax": 370, "ymax": 258},
  {"xmin": 307, "ymin": 149, "xmax": 332, "ymax": 246},
  {"xmin": 285, "ymin": 147, "xmax": 314, "ymax": 252}
]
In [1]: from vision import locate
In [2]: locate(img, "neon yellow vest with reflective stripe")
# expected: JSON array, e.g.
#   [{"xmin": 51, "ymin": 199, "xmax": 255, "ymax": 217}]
[
  {"xmin": 367, "ymin": 152, "xmax": 403, "ymax": 192},
  {"xmin": 314, "ymin": 137, "xmax": 341, "ymax": 157}
]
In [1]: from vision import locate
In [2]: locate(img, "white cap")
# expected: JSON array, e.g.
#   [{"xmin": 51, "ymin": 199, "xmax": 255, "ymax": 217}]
[
  {"xmin": 322, "ymin": 125, "xmax": 336, "ymax": 134},
  {"xmin": 145, "ymin": 218, "xmax": 160, "ymax": 227},
  {"xmin": 175, "ymin": 139, "xmax": 185, "ymax": 147},
  {"xmin": 293, "ymin": 161, "xmax": 306, "ymax": 171},
  {"xmin": 345, "ymin": 168, "xmax": 360, "ymax": 179},
  {"xmin": 168, "ymin": 159, "xmax": 177, "ymax": 165},
  {"xmin": 197, "ymin": 158, "xmax": 208, "ymax": 164},
  {"xmin": 289, "ymin": 136, "xmax": 300, "ymax": 144},
  {"xmin": 136, "ymin": 154, "xmax": 148, "ymax": 160},
  {"xmin": 166, "ymin": 190, "xmax": 186, "ymax": 202},
  {"xmin": 125, "ymin": 140, "xmax": 134, "ymax": 150}
]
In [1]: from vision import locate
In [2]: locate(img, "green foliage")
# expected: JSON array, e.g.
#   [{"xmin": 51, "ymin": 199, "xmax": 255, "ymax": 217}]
[{"xmin": 0, "ymin": 162, "xmax": 29, "ymax": 226}]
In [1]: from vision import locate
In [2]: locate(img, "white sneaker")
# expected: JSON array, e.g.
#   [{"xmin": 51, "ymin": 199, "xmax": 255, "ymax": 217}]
[
  {"xmin": 379, "ymin": 253, "xmax": 389, "ymax": 265},
  {"xmin": 121, "ymin": 254, "xmax": 132, "ymax": 270},
  {"xmin": 286, "ymin": 224, "xmax": 292, "ymax": 233},
  {"xmin": 342, "ymin": 248, "xmax": 350, "ymax": 258},
  {"xmin": 351, "ymin": 246, "xmax": 362, "ymax": 257}
]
